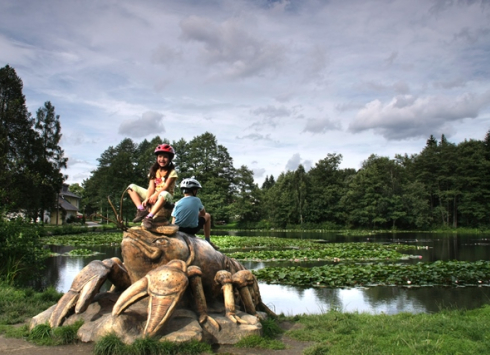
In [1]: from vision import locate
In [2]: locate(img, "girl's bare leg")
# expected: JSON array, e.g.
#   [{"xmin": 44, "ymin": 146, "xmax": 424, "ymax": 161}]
[
  {"xmin": 149, "ymin": 196, "xmax": 166, "ymax": 215},
  {"xmin": 127, "ymin": 188, "xmax": 143, "ymax": 207}
]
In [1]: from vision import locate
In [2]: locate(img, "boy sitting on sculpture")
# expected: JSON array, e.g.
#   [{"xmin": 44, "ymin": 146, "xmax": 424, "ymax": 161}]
[{"xmin": 171, "ymin": 177, "xmax": 218, "ymax": 249}]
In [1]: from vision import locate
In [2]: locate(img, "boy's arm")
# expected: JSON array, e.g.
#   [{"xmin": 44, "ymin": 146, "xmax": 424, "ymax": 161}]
[{"xmin": 199, "ymin": 207, "xmax": 206, "ymax": 217}]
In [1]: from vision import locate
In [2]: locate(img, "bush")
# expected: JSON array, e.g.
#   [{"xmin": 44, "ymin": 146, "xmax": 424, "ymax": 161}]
[
  {"xmin": 66, "ymin": 215, "xmax": 77, "ymax": 224},
  {"xmin": 0, "ymin": 219, "xmax": 49, "ymax": 286}
]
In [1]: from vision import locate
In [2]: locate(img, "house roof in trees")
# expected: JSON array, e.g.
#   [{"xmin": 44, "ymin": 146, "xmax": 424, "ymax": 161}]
[
  {"xmin": 59, "ymin": 183, "xmax": 81, "ymax": 199},
  {"xmin": 58, "ymin": 197, "xmax": 78, "ymax": 212}
]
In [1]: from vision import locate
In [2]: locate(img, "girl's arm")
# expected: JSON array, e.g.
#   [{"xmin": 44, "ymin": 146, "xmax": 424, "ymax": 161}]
[
  {"xmin": 148, "ymin": 176, "xmax": 177, "ymax": 204},
  {"xmin": 160, "ymin": 176, "xmax": 177, "ymax": 192}
]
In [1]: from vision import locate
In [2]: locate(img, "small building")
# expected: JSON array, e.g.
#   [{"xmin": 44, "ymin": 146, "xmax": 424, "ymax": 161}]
[{"xmin": 47, "ymin": 184, "xmax": 81, "ymax": 225}]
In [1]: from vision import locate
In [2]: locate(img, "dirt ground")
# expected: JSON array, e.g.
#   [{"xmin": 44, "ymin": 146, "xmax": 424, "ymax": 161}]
[{"xmin": 0, "ymin": 322, "xmax": 314, "ymax": 355}]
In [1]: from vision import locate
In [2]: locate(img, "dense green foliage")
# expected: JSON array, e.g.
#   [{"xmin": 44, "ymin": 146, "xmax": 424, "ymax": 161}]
[
  {"xmin": 291, "ymin": 306, "xmax": 490, "ymax": 355},
  {"xmin": 0, "ymin": 65, "xmax": 67, "ymax": 220},
  {"xmin": 265, "ymin": 134, "xmax": 490, "ymax": 229},
  {"xmin": 0, "ymin": 219, "xmax": 49, "ymax": 285}
]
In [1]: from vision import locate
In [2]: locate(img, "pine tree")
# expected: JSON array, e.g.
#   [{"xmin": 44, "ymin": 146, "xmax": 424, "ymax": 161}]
[
  {"xmin": 33, "ymin": 101, "xmax": 68, "ymax": 219},
  {"xmin": 0, "ymin": 65, "xmax": 38, "ymax": 212}
]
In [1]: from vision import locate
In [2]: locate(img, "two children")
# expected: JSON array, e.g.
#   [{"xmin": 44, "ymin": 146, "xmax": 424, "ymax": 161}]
[{"xmin": 128, "ymin": 144, "xmax": 217, "ymax": 248}]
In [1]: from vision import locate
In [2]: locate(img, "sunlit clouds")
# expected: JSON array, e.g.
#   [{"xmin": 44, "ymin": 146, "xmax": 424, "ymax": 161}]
[{"xmin": 1, "ymin": 0, "xmax": 489, "ymax": 185}]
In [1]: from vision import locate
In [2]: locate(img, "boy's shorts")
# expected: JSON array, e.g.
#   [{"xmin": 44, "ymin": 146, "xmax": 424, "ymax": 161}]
[{"xmin": 179, "ymin": 217, "xmax": 205, "ymax": 235}]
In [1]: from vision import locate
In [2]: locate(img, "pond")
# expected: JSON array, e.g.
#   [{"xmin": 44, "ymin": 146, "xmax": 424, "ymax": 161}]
[{"xmin": 41, "ymin": 231, "xmax": 490, "ymax": 316}]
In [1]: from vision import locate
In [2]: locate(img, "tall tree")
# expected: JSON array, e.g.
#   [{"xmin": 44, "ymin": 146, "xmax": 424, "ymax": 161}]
[
  {"xmin": 233, "ymin": 165, "xmax": 262, "ymax": 224},
  {"xmin": 261, "ymin": 175, "xmax": 275, "ymax": 190},
  {"xmin": 179, "ymin": 132, "xmax": 236, "ymax": 221},
  {"xmin": 33, "ymin": 101, "xmax": 68, "ymax": 219},
  {"xmin": 0, "ymin": 65, "xmax": 38, "ymax": 213},
  {"xmin": 455, "ymin": 139, "xmax": 490, "ymax": 227},
  {"xmin": 83, "ymin": 138, "xmax": 139, "ymax": 221},
  {"xmin": 305, "ymin": 153, "xmax": 346, "ymax": 226},
  {"xmin": 341, "ymin": 155, "xmax": 405, "ymax": 229}
]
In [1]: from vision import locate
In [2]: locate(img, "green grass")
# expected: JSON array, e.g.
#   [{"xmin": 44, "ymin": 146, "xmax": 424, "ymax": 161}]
[
  {"xmin": 25, "ymin": 320, "xmax": 84, "ymax": 345},
  {"xmin": 234, "ymin": 317, "xmax": 286, "ymax": 350},
  {"xmin": 93, "ymin": 333, "xmax": 212, "ymax": 355},
  {"xmin": 287, "ymin": 305, "xmax": 490, "ymax": 355},
  {"xmin": 0, "ymin": 282, "xmax": 63, "ymax": 325},
  {"xmin": 0, "ymin": 324, "xmax": 29, "ymax": 338},
  {"xmin": 235, "ymin": 334, "xmax": 286, "ymax": 350}
]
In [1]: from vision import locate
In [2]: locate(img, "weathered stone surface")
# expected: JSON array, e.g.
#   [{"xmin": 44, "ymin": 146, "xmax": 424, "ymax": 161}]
[
  {"xmin": 203, "ymin": 311, "xmax": 264, "ymax": 345},
  {"xmin": 31, "ymin": 292, "xmax": 263, "ymax": 345},
  {"xmin": 160, "ymin": 309, "xmax": 202, "ymax": 343},
  {"xmin": 31, "ymin": 305, "xmax": 56, "ymax": 329}
]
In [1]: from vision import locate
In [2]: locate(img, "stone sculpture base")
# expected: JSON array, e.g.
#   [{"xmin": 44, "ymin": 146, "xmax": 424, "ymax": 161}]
[{"xmin": 30, "ymin": 292, "xmax": 263, "ymax": 345}]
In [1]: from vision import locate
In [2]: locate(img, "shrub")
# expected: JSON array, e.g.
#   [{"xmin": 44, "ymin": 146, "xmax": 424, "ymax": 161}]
[{"xmin": 0, "ymin": 219, "xmax": 49, "ymax": 286}]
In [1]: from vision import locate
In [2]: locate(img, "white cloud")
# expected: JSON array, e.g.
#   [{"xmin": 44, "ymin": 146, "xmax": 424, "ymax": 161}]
[
  {"xmin": 179, "ymin": 15, "xmax": 285, "ymax": 79},
  {"xmin": 151, "ymin": 45, "xmax": 182, "ymax": 65},
  {"xmin": 251, "ymin": 105, "xmax": 294, "ymax": 118},
  {"xmin": 285, "ymin": 153, "xmax": 312, "ymax": 172},
  {"xmin": 252, "ymin": 168, "xmax": 266, "ymax": 178},
  {"xmin": 302, "ymin": 118, "xmax": 341, "ymax": 134},
  {"xmin": 236, "ymin": 133, "xmax": 275, "ymax": 142},
  {"xmin": 349, "ymin": 91, "xmax": 490, "ymax": 140},
  {"xmin": 118, "ymin": 111, "xmax": 166, "ymax": 138}
]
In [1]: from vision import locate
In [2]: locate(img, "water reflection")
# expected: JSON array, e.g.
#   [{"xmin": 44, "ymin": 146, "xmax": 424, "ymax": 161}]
[
  {"xmin": 261, "ymin": 284, "xmax": 490, "ymax": 315},
  {"xmin": 41, "ymin": 232, "xmax": 490, "ymax": 315}
]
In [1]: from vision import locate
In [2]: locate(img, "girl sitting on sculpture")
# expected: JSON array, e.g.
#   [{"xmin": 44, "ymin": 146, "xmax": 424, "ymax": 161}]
[{"xmin": 127, "ymin": 143, "xmax": 178, "ymax": 229}]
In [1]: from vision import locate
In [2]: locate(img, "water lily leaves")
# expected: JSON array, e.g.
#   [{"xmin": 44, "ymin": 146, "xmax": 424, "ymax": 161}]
[{"xmin": 253, "ymin": 261, "xmax": 490, "ymax": 288}]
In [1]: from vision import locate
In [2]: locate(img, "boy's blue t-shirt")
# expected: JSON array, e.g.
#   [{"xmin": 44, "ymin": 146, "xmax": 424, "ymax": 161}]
[{"xmin": 171, "ymin": 196, "xmax": 204, "ymax": 228}]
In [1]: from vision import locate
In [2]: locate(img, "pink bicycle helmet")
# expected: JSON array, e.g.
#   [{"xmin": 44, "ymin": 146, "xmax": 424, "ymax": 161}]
[{"xmin": 154, "ymin": 144, "xmax": 175, "ymax": 159}]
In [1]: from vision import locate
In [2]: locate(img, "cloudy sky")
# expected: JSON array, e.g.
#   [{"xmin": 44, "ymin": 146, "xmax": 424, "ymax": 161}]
[{"xmin": 1, "ymin": 0, "xmax": 490, "ymax": 185}]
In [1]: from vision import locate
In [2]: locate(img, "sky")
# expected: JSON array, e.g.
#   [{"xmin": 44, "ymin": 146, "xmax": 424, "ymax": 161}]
[{"xmin": 1, "ymin": 0, "xmax": 490, "ymax": 186}]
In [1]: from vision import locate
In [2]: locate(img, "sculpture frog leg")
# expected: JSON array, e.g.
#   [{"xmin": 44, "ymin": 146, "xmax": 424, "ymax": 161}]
[{"xmin": 49, "ymin": 257, "xmax": 131, "ymax": 327}]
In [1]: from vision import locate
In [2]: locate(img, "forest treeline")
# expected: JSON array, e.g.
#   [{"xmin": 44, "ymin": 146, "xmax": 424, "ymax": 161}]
[{"xmin": 79, "ymin": 130, "xmax": 490, "ymax": 230}]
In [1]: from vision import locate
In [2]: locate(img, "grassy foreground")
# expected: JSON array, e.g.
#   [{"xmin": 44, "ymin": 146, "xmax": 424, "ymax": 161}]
[
  {"xmin": 288, "ymin": 306, "xmax": 490, "ymax": 355},
  {"xmin": 1, "ymin": 281, "xmax": 489, "ymax": 354}
]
